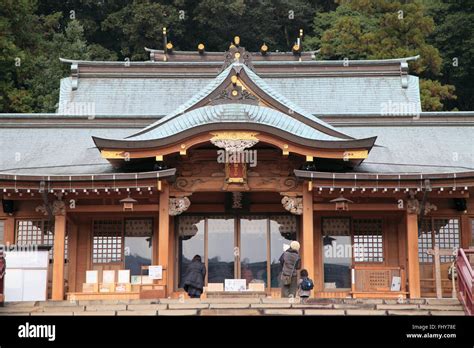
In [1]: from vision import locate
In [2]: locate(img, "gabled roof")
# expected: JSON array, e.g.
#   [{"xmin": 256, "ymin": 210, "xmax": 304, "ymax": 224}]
[
  {"xmin": 92, "ymin": 62, "xmax": 377, "ymax": 152},
  {"xmin": 57, "ymin": 52, "xmax": 421, "ymax": 116},
  {"xmin": 127, "ymin": 62, "xmax": 349, "ymax": 140}
]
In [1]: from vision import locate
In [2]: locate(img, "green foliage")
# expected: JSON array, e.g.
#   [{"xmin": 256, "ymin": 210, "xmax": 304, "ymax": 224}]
[
  {"xmin": 305, "ymin": 0, "xmax": 456, "ymax": 110},
  {"xmin": 425, "ymin": 0, "xmax": 474, "ymax": 110},
  {"xmin": 419, "ymin": 78, "xmax": 456, "ymax": 111}
]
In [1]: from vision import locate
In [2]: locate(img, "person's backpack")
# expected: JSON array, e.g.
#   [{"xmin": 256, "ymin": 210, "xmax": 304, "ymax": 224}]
[{"xmin": 300, "ymin": 277, "xmax": 314, "ymax": 291}]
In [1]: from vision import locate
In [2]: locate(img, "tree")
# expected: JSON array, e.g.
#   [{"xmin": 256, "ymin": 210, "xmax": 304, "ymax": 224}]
[
  {"xmin": 0, "ymin": 0, "xmax": 112, "ymax": 112},
  {"xmin": 425, "ymin": 0, "xmax": 474, "ymax": 110},
  {"xmin": 102, "ymin": 0, "xmax": 186, "ymax": 60},
  {"xmin": 305, "ymin": 0, "xmax": 456, "ymax": 111}
]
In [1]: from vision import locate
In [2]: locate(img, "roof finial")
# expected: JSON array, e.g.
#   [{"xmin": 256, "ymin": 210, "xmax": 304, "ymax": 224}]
[
  {"xmin": 234, "ymin": 36, "xmax": 240, "ymax": 47},
  {"xmin": 163, "ymin": 27, "xmax": 168, "ymax": 61},
  {"xmin": 197, "ymin": 43, "xmax": 205, "ymax": 55}
]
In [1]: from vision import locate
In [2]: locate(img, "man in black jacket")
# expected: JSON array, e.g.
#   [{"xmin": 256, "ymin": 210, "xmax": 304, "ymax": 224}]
[{"xmin": 279, "ymin": 241, "xmax": 301, "ymax": 298}]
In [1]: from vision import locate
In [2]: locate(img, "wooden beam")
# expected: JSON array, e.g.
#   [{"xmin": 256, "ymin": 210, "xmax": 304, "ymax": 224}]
[
  {"xmin": 461, "ymin": 215, "xmax": 471, "ymax": 248},
  {"xmin": 158, "ymin": 182, "xmax": 170, "ymax": 295},
  {"xmin": 52, "ymin": 214, "xmax": 67, "ymax": 300},
  {"xmin": 406, "ymin": 212, "xmax": 421, "ymax": 298},
  {"xmin": 313, "ymin": 203, "xmax": 401, "ymax": 211},
  {"xmin": 313, "ymin": 216, "xmax": 323, "ymax": 292},
  {"xmin": 66, "ymin": 204, "xmax": 159, "ymax": 213},
  {"xmin": 302, "ymin": 181, "xmax": 315, "ymax": 297},
  {"xmin": 3, "ymin": 217, "xmax": 15, "ymax": 244},
  {"xmin": 67, "ymin": 223, "xmax": 79, "ymax": 293}
]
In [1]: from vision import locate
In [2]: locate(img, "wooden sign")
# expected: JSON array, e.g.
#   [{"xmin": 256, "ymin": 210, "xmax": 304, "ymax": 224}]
[
  {"xmin": 224, "ymin": 279, "xmax": 246, "ymax": 292},
  {"xmin": 148, "ymin": 265, "xmax": 163, "ymax": 280},
  {"xmin": 225, "ymin": 192, "xmax": 249, "ymax": 213},
  {"xmin": 225, "ymin": 163, "xmax": 247, "ymax": 184}
]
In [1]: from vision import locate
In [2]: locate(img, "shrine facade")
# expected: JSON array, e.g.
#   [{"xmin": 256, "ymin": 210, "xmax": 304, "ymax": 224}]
[{"xmin": 1, "ymin": 38, "xmax": 473, "ymax": 301}]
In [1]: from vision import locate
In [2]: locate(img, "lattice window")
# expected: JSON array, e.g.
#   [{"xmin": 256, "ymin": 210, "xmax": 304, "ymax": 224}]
[
  {"xmin": 92, "ymin": 220, "xmax": 123, "ymax": 264},
  {"xmin": 418, "ymin": 219, "xmax": 433, "ymax": 263},
  {"xmin": 434, "ymin": 219, "xmax": 459, "ymax": 262},
  {"xmin": 353, "ymin": 219, "xmax": 383, "ymax": 262},
  {"xmin": 418, "ymin": 218, "xmax": 460, "ymax": 263},
  {"xmin": 16, "ymin": 220, "xmax": 55, "ymax": 258},
  {"xmin": 0, "ymin": 220, "xmax": 4, "ymax": 243}
]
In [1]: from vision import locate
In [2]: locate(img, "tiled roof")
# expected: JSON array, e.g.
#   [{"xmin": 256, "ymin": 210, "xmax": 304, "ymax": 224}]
[
  {"xmin": 0, "ymin": 123, "xmax": 472, "ymax": 175},
  {"xmin": 265, "ymin": 75, "xmax": 421, "ymax": 115},
  {"xmin": 58, "ymin": 71, "xmax": 421, "ymax": 116},
  {"xmin": 129, "ymin": 104, "xmax": 342, "ymax": 142},
  {"xmin": 130, "ymin": 63, "xmax": 345, "ymax": 140}
]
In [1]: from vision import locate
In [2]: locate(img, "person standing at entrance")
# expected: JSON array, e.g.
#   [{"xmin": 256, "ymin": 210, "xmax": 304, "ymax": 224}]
[
  {"xmin": 183, "ymin": 255, "xmax": 206, "ymax": 299},
  {"xmin": 279, "ymin": 241, "xmax": 301, "ymax": 298}
]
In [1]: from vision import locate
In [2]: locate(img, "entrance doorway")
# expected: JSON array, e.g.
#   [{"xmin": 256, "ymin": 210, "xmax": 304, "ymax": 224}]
[{"xmin": 177, "ymin": 215, "xmax": 298, "ymax": 290}]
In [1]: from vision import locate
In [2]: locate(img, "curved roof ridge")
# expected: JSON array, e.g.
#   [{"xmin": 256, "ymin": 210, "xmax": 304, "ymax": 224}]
[
  {"xmin": 240, "ymin": 64, "xmax": 342, "ymax": 134},
  {"xmin": 129, "ymin": 103, "xmax": 345, "ymax": 142},
  {"xmin": 60, "ymin": 55, "xmax": 420, "ymax": 66},
  {"xmin": 126, "ymin": 64, "xmax": 234, "ymax": 138},
  {"xmin": 125, "ymin": 62, "xmax": 356, "ymax": 141}
]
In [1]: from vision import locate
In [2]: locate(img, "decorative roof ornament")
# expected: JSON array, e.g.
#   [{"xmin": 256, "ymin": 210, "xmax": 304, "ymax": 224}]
[
  {"xmin": 210, "ymin": 131, "xmax": 259, "ymax": 152},
  {"xmin": 36, "ymin": 197, "xmax": 66, "ymax": 216},
  {"xmin": 169, "ymin": 196, "xmax": 191, "ymax": 216},
  {"xmin": 407, "ymin": 190, "xmax": 420, "ymax": 214},
  {"xmin": 222, "ymin": 37, "xmax": 253, "ymax": 71},
  {"xmin": 281, "ymin": 195, "xmax": 303, "ymax": 215}
]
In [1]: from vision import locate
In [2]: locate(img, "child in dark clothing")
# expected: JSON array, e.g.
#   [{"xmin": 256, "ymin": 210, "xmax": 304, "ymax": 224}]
[{"xmin": 298, "ymin": 269, "xmax": 313, "ymax": 303}]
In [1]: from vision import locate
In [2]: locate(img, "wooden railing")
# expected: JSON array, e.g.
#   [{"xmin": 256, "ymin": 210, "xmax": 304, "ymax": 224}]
[
  {"xmin": 456, "ymin": 248, "xmax": 474, "ymax": 315},
  {"xmin": 351, "ymin": 265, "xmax": 406, "ymax": 298}
]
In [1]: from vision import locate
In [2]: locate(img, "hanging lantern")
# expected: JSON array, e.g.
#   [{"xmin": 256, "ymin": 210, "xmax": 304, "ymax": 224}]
[
  {"xmin": 120, "ymin": 195, "xmax": 137, "ymax": 211},
  {"xmin": 330, "ymin": 196, "xmax": 353, "ymax": 211}
]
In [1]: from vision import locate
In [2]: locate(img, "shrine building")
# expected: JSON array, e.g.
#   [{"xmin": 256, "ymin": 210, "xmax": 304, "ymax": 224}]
[{"xmin": 1, "ymin": 37, "xmax": 473, "ymax": 302}]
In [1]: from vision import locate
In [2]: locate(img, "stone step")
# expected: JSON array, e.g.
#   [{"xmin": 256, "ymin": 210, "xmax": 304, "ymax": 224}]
[
  {"xmin": 208, "ymin": 303, "xmax": 250, "ymax": 309},
  {"xmin": 291, "ymin": 303, "xmax": 333, "ymax": 309},
  {"xmin": 127, "ymin": 304, "xmax": 167, "ymax": 311},
  {"xmin": 85, "ymin": 304, "xmax": 127, "ymax": 311},
  {"xmin": 345, "ymin": 309, "xmax": 387, "ymax": 316},
  {"xmin": 263, "ymin": 309, "xmax": 304, "ymax": 315},
  {"xmin": 74, "ymin": 311, "xmax": 116, "ymax": 316},
  {"xmin": 31, "ymin": 311, "xmax": 73, "ymax": 316},
  {"xmin": 117, "ymin": 310, "xmax": 157, "ymax": 316},
  {"xmin": 388, "ymin": 310, "xmax": 430, "ymax": 316},
  {"xmin": 250, "ymin": 303, "xmax": 292, "ymax": 309},
  {"xmin": 42, "ymin": 306, "xmax": 85, "ymax": 312},
  {"xmin": 419, "ymin": 305, "xmax": 464, "ymax": 311},
  {"xmin": 430, "ymin": 310, "xmax": 466, "ymax": 316},
  {"xmin": 377, "ymin": 304, "xmax": 419, "ymax": 310},
  {"xmin": 168, "ymin": 303, "xmax": 209, "ymax": 310},
  {"xmin": 425, "ymin": 298, "xmax": 461, "ymax": 306},
  {"xmin": 157, "ymin": 309, "xmax": 197, "ymax": 316},
  {"xmin": 200, "ymin": 309, "xmax": 261, "ymax": 316},
  {"xmin": 0, "ymin": 307, "xmax": 41, "ymax": 313},
  {"xmin": 304, "ymin": 309, "xmax": 345, "ymax": 316}
]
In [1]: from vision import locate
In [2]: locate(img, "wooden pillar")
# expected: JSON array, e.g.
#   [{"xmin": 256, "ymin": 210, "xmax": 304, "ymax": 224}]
[
  {"xmin": 302, "ymin": 181, "xmax": 315, "ymax": 296},
  {"xmin": 406, "ymin": 212, "xmax": 421, "ymax": 298},
  {"xmin": 460, "ymin": 215, "xmax": 471, "ymax": 249},
  {"xmin": 3, "ymin": 217, "xmax": 15, "ymax": 244},
  {"xmin": 313, "ymin": 216, "xmax": 323, "ymax": 294},
  {"xmin": 158, "ymin": 182, "xmax": 170, "ymax": 294},
  {"xmin": 67, "ymin": 222, "xmax": 78, "ymax": 293},
  {"xmin": 52, "ymin": 214, "xmax": 66, "ymax": 300}
]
